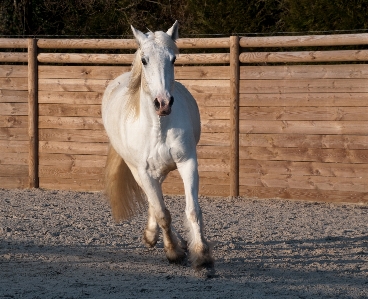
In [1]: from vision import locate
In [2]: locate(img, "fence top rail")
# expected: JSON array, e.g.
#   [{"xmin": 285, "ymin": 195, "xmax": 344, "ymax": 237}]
[
  {"xmin": 37, "ymin": 52, "xmax": 230, "ymax": 64},
  {"xmin": 37, "ymin": 37, "xmax": 230, "ymax": 49},
  {"xmin": 0, "ymin": 38, "xmax": 28, "ymax": 48},
  {"xmin": 240, "ymin": 33, "xmax": 368, "ymax": 48},
  {"xmin": 239, "ymin": 49, "xmax": 368, "ymax": 63}
]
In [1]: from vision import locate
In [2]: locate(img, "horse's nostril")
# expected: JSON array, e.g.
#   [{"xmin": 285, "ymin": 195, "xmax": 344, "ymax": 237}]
[
  {"xmin": 169, "ymin": 96, "xmax": 174, "ymax": 107},
  {"xmin": 154, "ymin": 99, "xmax": 160, "ymax": 111}
]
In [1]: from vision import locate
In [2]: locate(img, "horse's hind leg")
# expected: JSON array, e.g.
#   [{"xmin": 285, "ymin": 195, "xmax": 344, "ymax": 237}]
[
  {"xmin": 156, "ymin": 208, "xmax": 187, "ymax": 263},
  {"xmin": 143, "ymin": 204, "xmax": 159, "ymax": 247},
  {"xmin": 140, "ymin": 174, "xmax": 186, "ymax": 263},
  {"xmin": 144, "ymin": 203, "xmax": 187, "ymax": 250}
]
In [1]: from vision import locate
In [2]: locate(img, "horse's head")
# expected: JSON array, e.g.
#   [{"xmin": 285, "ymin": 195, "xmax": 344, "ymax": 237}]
[{"xmin": 131, "ymin": 21, "xmax": 179, "ymax": 117}]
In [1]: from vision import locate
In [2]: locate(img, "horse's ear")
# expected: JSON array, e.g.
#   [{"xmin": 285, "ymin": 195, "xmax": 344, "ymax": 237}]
[
  {"xmin": 131, "ymin": 25, "xmax": 147, "ymax": 46},
  {"xmin": 166, "ymin": 20, "xmax": 179, "ymax": 41}
]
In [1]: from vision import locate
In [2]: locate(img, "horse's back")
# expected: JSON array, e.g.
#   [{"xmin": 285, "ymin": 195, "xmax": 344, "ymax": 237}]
[{"xmin": 102, "ymin": 72, "xmax": 130, "ymax": 115}]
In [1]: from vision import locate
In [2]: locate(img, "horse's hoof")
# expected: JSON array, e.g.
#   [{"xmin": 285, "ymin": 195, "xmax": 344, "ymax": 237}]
[
  {"xmin": 189, "ymin": 242, "xmax": 214, "ymax": 271},
  {"xmin": 143, "ymin": 231, "xmax": 159, "ymax": 248},
  {"xmin": 193, "ymin": 255, "xmax": 214, "ymax": 271},
  {"xmin": 165, "ymin": 246, "xmax": 187, "ymax": 265}
]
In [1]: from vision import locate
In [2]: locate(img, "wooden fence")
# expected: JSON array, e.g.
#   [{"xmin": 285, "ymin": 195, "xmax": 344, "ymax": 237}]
[{"xmin": 1, "ymin": 33, "xmax": 368, "ymax": 203}]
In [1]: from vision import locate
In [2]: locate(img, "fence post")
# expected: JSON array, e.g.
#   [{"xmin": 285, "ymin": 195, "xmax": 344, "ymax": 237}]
[
  {"xmin": 28, "ymin": 38, "xmax": 39, "ymax": 188},
  {"xmin": 229, "ymin": 36, "xmax": 240, "ymax": 197}
]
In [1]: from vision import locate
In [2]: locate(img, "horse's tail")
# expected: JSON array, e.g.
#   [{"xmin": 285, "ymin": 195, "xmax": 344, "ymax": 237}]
[{"xmin": 104, "ymin": 144, "xmax": 146, "ymax": 222}]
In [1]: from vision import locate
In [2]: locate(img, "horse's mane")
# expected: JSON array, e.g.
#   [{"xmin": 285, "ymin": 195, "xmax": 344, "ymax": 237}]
[{"xmin": 125, "ymin": 31, "xmax": 179, "ymax": 119}]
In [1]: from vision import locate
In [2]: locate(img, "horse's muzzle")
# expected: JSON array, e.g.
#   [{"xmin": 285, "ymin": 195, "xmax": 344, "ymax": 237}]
[{"xmin": 154, "ymin": 96, "xmax": 174, "ymax": 116}]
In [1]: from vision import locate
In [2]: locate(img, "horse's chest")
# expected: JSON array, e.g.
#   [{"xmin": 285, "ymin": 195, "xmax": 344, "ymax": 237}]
[{"xmin": 145, "ymin": 142, "xmax": 177, "ymax": 179}]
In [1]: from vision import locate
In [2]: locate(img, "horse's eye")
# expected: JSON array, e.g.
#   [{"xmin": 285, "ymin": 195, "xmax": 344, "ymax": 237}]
[
  {"xmin": 141, "ymin": 57, "xmax": 147, "ymax": 65},
  {"xmin": 172, "ymin": 56, "xmax": 176, "ymax": 64}
]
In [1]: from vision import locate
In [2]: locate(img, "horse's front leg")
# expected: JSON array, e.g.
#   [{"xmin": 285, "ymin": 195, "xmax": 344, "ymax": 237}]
[
  {"xmin": 139, "ymin": 172, "xmax": 186, "ymax": 263},
  {"xmin": 143, "ymin": 204, "xmax": 160, "ymax": 247},
  {"xmin": 177, "ymin": 158, "xmax": 214, "ymax": 270}
]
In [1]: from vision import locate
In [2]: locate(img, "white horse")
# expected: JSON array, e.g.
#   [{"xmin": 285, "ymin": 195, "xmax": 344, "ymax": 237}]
[{"xmin": 101, "ymin": 21, "xmax": 213, "ymax": 270}]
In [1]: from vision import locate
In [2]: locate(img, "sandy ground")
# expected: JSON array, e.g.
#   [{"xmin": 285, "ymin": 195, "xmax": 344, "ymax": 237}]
[{"xmin": 0, "ymin": 188, "xmax": 367, "ymax": 299}]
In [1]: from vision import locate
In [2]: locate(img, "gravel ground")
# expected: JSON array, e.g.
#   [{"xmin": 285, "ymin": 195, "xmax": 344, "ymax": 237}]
[{"xmin": 0, "ymin": 188, "xmax": 367, "ymax": 299}]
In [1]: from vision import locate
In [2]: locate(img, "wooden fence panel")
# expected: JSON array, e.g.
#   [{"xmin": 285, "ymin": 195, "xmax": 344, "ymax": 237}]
[
  {"xmin": 38, "ymin": 65, "xmax": 230, "ymax": 196},
  {"xmin": 1, "ymin": 35, "xmax": 368, "ymax": 204},
  {"xmin": 239, "ymin": 64, "xmax": 368, "ymax": 203},
  {"xmin": 0, "ymin": 65, "xmax": 29, "ymax": 188}
]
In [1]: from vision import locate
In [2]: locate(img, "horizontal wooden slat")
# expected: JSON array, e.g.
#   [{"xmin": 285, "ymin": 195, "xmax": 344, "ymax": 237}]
[
  {"xmin": 240, "ymin": 33, "xmax": 368, "ymax": 48},
  {"xmin": 182, "ymin": 92, "xmax": 230, "ymax": 107},
  {"xmin": 39, "ymin": 78, "xmax": 228, "ymax": 94},
  {"xmin": 198, "ymin": 158, "xmax": 230, "ymax": 172},
  {"xmin": 38, "ymin": 65, "xmax": 230, "ymax": 80},
  {"xmin": 176, "ymin": 66, "xmax": 230, "ymax": 80},
  {"xmin": 199, "ymin": 106, "xmax": 229, "ymax": 120},
  {"xmin": 38, "ymin": 91, "xmax": 103, "ymax": 105},
  {"xmin": 38, "ymin": 65, "xmax": 130, "ymax": 80},
  {"xmin": 240, "ymin": 133, "xmax": 368, "ymax": 150},
  {"xmin": 177, "ymin": 53, "xmax": 230, "ymax": 64},
  {"xmin": 0, "ymin": 89, "xmax": 28, "ymax": 103},
  {"xmin": 38, "ymin": 53, "xmax": 135, "ymax": 64},
  {"xmin": 201, "ymin": 119, "xmax": 230, "ymax": 133},
  {"xmin": 0, "ymin": 177, "xmax": 28, "ymax": 189},
  {"xmin": 198, "ymin": 132, "xmax": 229, "ymax": 146},
  {"xmin": 0, "ymin": 140, "xmax": 28, "ymax": 153},
  {"xmin": 0, "ymin": 65, "xmax": 28, "ymax": 78},
  {"xmin": 38, "ymin": 78, "xmax": 110, "ymax": 92},
  {"xmin": 240, "ymin": 49, "xmax": 368, "ymax": 63},
  {"xmin": 239, "ymin": 186, "xmax": 368, "ymax": 204},
  {"xmin": 240, "ymin": 159, "xmax": 368, "ymax": 178},
  {"xmin": 240, "ymin": 65, "xmax": 368, "ymax": 80},
  {"xmin": 240, "ymin": 120, "xmax": 368, "ymax": 135},
  {"xmin": 177, "ymin": 38, "xmax": 230, "ymax": 49},
  {"xmin": 39, "ymin": 153, "xmax": 106, "ymax": 167},
  {"xmin": 239, "ymin": 172, "xmax": 367, "ymax": 193},
  {"xmin": 0, "ymin": 78, "xmax": 28, "ymax": 90},
  {"xmin": 39, "ymin": 164, "xmax": 104, "ymax": 179},
  {"xmin": 39, "ymin": 116, "xmax": 103, "ymax": 130},
  {"xmin": 0, "ymin": 164, "xmax": 28, "ymax": 176},
  {"xmin": 37, "ymin": 38, "xmax": 230, "ymax": 49},
  {"xmin": 239, "ymin": 146, "xmax": 368, "ymax": 164},
  {"xmin": 37, "ymin": 90, "xmax": 228, "ymax": 107},
  {"xmin": 240, "ymin": 78, "xmax": 368, "ymax": 94},
  {"xmin": 38, "ymin": 116, "xmax": 229, "ymax": 133},
  {"xmin": 0, "ymin": 52, "xmax": 28, "ymax": 63},
  {"xmin": 239, "ymin": 93, "xmax": 368, "ymax": 107},
  {"xmin": 0, "ymin": 38, "xmax": 28, "ymax": 48},
  {"xmin": 38, "ymin": 38, "xmax": 137, "ymax": 49},
  {"xmin": 39, "ymin": 104, "xmax": 101, "ymax": 117},
  {"xmin": 0, "ymin": 152, "xmax": 28, "ymax": 165},
  {"xmin": 197, "ymin": 145, "xmax": 229, "ymax": 159},
  {"xmin": 39, "ymin": 128, "xmax": 230, "ymax": 146},
  {"xmin": 179, "ymin": 79, "xmax": 229, "ymax": 94},
  {"xmin": 0, "ymin": 116, "xmax": 27, "ymax": 128},
  {"xmin": 37, "ymin": 53, "xmax": 230, "ymax": 65},
  {"xmin": 0, "ymin": 127, "xmax": 28, "ymax": 140},
  {"xmin": 239, "ymin": 106, "xmax": 368, "ymax": 121},
  {"xmin": 39, "ymin": 141, "xmax": 108, "ymax": 155},
  {"xmin": 39, "ymin": 128, "xmax": 108, "ymax": 143},
  {"xmin": 39, "ymin": 177, "xmax": 104, "ymax": 191},
  {"xmin": 0, "ymin": 103, "xmax": 28, "ymax": 116}
]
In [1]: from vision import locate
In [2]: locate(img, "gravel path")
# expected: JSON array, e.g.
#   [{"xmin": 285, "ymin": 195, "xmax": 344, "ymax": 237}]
[{"xmin": 1, "ymin": 188, "xmax": 367, "ymax": 298}]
